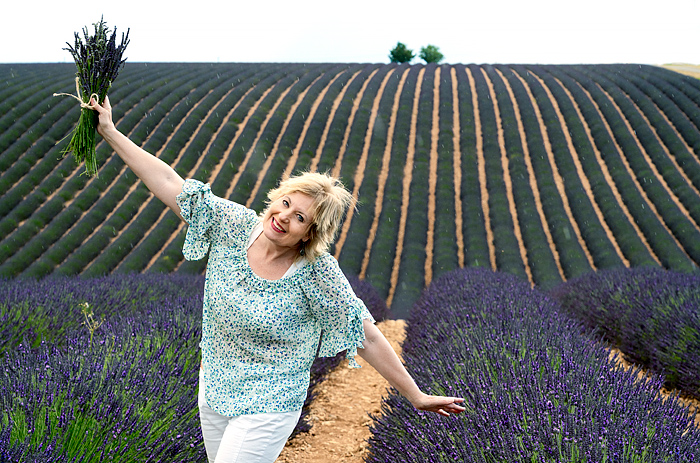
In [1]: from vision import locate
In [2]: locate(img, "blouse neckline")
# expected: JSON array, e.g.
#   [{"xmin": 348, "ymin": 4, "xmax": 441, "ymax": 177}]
[{"xmin": 244, "ymin": 221, "xmax": 308, "ymax": 282}]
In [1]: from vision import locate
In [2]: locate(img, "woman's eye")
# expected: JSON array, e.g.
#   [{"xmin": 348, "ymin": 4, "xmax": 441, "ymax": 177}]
[
  {"xmin": 282, "ymin": 199, "xmax": 289, "ymax": 207},
  {"xmin": 297, "ymin": 214, "xmax": 304, "ymax": 222}
]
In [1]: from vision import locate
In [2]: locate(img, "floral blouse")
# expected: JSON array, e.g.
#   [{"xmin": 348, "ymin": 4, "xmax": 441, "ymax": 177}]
[{"xmin": 176, "ymin": 179, "xmax": 374, "ymax": 417}]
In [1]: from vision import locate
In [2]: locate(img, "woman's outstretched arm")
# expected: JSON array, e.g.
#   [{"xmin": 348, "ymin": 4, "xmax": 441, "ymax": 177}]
[
  {"xmin": 356, "ymin": 319, "xmax": 465, "ymax": 417},
  {"xmin": 89, "ymin": 96, "xmax": 186, "ymax": 219}
]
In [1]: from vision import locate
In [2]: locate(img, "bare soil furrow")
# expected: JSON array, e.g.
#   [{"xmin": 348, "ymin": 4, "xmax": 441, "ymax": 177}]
[
  {"xmin": 529, "ymin": 72, "xmax": 628, "ymax": 267},
  {"xmin": 450, "ymin": 67, "xmax": 466, "ymax": 269},
  {"xmin": 553, "ymin": 76, "xmax": 658, "ymax": 266},
  {"xmin": 281, "ymin": 70, "xmax": 346, "ymax": 180},
  {"xmin": 591, "ymin": 83, "xmax": 696, "ymax": 263},
  {"xmin": 575, "ymin": 81, "xmax": 690, "ymax": 263},
  {"xmin": 619, "ymin": 90, "xmax": 700, "ymax": 200},
  {"xmin": 82, "ymin": 87, "xmax": 236, "ymax": 274},
  {"xmin": 225, "ymin": 83, "xmax": 296, "ymax": 203},
  {"xmin": 597, "ymin": 83, "xmax": 700, "ymax": 234},
  {"xmin": 424, "ymin": 68, "xmax": 440, "ymax": 287},
  {"xmin": 331, "ymin": 69, "xmax": 379, "ymax": 178},
  {"xmin": 220, "ymin": 85, "xmax": 276, "ymax": 200}
]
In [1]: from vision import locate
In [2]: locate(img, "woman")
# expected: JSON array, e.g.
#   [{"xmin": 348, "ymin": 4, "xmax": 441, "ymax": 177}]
[{"xmin": 90, "ymin": 96, "xmax": 465, "ymax": 463}]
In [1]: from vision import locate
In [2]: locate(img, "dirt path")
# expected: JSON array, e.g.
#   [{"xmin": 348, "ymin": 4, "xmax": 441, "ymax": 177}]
[
  {"xmin": 424, "ymin": 67, "xmax": 441, "ymax": 287},
  {"xmin": 277, "ymin": 320, "xmax": 699, "ymax": 463},
  {"xmin": 277, "ymin": 319, "xmax": 406, "ymax": 463},
  {"xmin": 450, "ymin": 68, "xmax": 466, "ymax": 269},
  {"xmin": 608, "ymin": 347, "xmax": 699, "ymax": 428}
]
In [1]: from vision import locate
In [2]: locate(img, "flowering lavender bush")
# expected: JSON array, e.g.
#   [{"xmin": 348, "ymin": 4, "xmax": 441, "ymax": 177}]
[
  {"xmin": 0, "ymin": 271, "xmax": 389, "ymax": 459},
  {"xmin": 549, "ymin": 266, "xmax": 700, "ymax": 400},
  {"xmin": 1, "ymin": 274, "xmax": 206, "ymax": 462},
  {"xmin": 366, "ymin": 268, "xmax": 699, "ymax": 462}
]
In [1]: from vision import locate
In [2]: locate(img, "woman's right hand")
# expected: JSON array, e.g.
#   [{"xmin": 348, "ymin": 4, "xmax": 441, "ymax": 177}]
[{"xmin": 88, "ymin": 96, "xmax": 117, "ymax": 138}]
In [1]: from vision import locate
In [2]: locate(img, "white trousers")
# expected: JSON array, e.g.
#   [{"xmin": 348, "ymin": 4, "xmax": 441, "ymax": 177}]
[{"xmin": 198, "ymin": 369, "xmax": 301, "ymax": 463}]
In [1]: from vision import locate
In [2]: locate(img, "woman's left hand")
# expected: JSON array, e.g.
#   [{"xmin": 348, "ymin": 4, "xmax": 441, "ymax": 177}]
[{"xmin": 411, "ymin": 392, "xmax": 466, "ymax": 417}]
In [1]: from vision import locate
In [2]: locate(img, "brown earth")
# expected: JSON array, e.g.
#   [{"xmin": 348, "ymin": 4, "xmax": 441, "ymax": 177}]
[{"xmin": 277, "ymin": 319, "xmax": 406, "ymax": 463}]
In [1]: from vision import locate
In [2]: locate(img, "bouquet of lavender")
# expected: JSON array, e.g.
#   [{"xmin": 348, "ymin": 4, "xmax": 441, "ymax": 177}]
[{"xmin": 54, "ymin": 17, "xmax": 129, "ymax": 177}]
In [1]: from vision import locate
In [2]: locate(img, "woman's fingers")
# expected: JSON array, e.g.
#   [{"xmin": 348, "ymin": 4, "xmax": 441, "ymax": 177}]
[{"xmin": 416, "ymin": 395, "xmax": 466, "ymax": 416}]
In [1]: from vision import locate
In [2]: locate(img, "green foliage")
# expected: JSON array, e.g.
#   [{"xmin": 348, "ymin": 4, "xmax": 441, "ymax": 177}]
[
  {"xmin": 419, "ymin": 44, "xmax": 444, "ymax": 64},
  {"xmin": 389, "ymin": 42, "xmax": 415, "ymax": 63}
]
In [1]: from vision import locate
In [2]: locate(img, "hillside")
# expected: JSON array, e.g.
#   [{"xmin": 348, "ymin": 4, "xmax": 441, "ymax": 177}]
[{"xmin": 1, "ymin": 62, "xmax": 699, "ymax": 317}]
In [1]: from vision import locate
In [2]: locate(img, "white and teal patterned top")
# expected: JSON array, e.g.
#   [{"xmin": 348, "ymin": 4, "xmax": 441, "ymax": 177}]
[{"xmin": 176, "ymin": 179, "xmax": 374, "ymax": 417}]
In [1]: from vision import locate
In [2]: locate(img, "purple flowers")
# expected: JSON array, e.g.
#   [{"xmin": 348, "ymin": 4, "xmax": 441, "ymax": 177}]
[
  {"xmin": 56, "ymin": 17, "xmax": 130, "ymax": 177},
  {"xmin": 366, "ymin": 268, "xmax": 700, "ymax": 462},
  {"xmin": 550, "ymin": 266, "xmax": 700, "ymax": 399},
  {"xmin": 1, "ymin": 274, "xmax": 206, "ymax": 461}
]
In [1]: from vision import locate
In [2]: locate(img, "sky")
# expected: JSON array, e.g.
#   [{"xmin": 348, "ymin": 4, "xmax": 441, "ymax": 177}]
[{"xmin": 1, "ymin": 0, "xmax": 699, "ymax": 65}]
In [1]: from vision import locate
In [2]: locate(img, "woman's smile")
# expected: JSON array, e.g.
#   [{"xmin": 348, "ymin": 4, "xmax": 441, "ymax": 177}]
[{"xmin": 271, "ymin": 217, "xmax": 286, "ymax": 234}]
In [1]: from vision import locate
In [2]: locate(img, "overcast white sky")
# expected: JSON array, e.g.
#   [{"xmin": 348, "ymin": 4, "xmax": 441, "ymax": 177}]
[{"xmin": 2, "ymin": 0, "xmax": 699, "ymax": 65}]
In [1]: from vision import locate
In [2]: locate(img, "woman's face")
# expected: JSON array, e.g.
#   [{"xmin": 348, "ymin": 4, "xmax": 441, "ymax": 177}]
[{"xmin": 262, "ymin": 192, "xmax": 315, "ymax": 250}]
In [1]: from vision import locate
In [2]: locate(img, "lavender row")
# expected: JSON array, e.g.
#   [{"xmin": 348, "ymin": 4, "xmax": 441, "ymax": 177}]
[
  {"xmin": 1, "ymin": 274, "xmax": 206, "ymax": 461},
  {"xmin": 1, "ymin": 273, "xmax": 389, "ymax": 461},
  {"xmin": 550, "ymin": 266, "xmax": 700, "ymax": 400},
  {"xmin": 366, "ymin": 268, "xmax": 699, "ymax": 462}
]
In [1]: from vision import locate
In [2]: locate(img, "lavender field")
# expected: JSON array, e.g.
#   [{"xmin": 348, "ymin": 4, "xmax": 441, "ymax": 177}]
[
  {"xmin": 1, "ymin": 267, "xmax": 698, "ymax": 461},
  {"xmin": 1, "ymin": 63, "xmax": 700, "ymax": 316},
  {"xmin": 2, "ymin": 61, "xmax": 700, "ymax": 461},
  {"xmin": 367, "ymin": 268, "xmax": 700, "ymax": 462}
]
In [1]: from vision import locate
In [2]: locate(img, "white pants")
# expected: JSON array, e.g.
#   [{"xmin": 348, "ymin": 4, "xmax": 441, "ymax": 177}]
[{"xmin": 198, "ymin": 369, "xmax": 301, "ymax": 463}]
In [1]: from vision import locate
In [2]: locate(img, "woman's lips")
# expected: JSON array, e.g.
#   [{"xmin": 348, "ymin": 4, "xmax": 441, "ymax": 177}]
[{"xmin": 271, "ymin": 217, "xmax": 286, "ymax": 233}]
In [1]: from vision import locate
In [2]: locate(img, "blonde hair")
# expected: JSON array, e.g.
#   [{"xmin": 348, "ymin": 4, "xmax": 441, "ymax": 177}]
[{"xmin": 261, "ymin": 171, "xmax": 354, "ymax": 262}]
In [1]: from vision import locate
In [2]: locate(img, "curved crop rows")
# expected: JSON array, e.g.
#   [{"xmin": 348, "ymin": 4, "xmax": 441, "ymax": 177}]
[{"xmin": 1, "ymin": 63, "xmax": 699, "ymax": 315}]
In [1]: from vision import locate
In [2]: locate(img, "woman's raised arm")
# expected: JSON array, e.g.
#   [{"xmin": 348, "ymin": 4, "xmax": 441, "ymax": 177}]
[{"xmin": 89, "ymin": 96, "xmax": 186, "ymax": 220}]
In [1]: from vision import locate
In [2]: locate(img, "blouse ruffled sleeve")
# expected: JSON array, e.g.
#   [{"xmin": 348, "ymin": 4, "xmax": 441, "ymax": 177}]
[
  {"xmin": 176, "ymin": 179, "xmax": 220, "ymax": 261},
  {"xmin": 303, "ymin": 254, "xmax": 375, "ymax": 368}
]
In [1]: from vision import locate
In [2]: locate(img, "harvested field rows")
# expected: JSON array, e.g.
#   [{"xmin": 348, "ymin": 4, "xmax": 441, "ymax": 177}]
[{"xmin": 1, "ymin": 63, "xmax": 700, "ymax": 316}]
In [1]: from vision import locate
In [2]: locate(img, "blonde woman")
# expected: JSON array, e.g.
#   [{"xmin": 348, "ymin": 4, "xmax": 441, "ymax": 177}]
[{"xmin": 90, "ymin": 96, "xmax": 465, "ymax": 463}]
